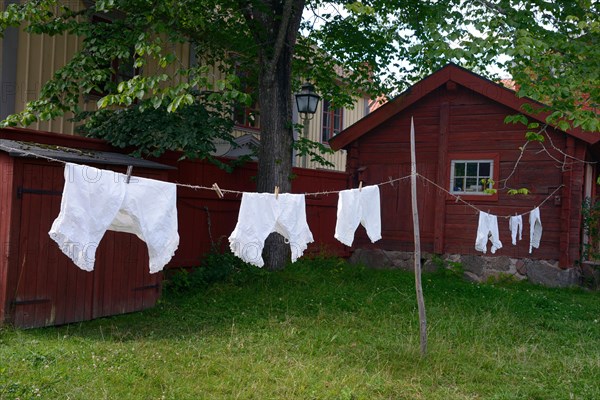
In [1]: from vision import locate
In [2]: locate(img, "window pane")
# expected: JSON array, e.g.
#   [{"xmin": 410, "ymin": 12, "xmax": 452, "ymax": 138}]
[
  {"xmin": 450, "ymin": 159, "xmax": 494, "ymax": 195},
  {"xmin": 248, "ymin": 111, "xmax": 258, "ymax": 128},
  {"xmin": 479, "ymin": 162, "xmax": 491, "ymax": 177},
  {"xmin": 466, "ymin": 162, "xmax": 478, "ymax": 176},
  {"xmin": 234, "ymin": 107, "xmax": 245, "ymax": 125},
  {"xmin": 454, "ymin": 162, "xmax": 465, "ymax": 177},
  {"xmin": 322, "ymin": 112, "xmax": 330, "ymax": 142},
  {"xmin": 333, "ymin": 114, "xmax": 341, "ymax": 132},
  {"xmin": 466, "ymin": 178, "xmax": 479, "ymax": 191},
  {"xmin": 453, "ymin": 178, "xmax": 464, "ymax": 192}
]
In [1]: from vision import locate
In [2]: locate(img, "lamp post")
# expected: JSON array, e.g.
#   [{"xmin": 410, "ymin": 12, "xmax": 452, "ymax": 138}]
[{"xmin": 294, "ymin": 82, "xmax": 320, "ymax": 168}]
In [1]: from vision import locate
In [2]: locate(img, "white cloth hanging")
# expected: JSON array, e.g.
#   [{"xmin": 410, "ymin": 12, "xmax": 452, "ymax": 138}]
[
  {"xmin": 49, "ymin": 163, "xmax": 179, "ymax": 273},
  {"xmin": 475, "ymin": 211, "xmax": 503, "ymax": 254},
  {"xmin": 334, "ymin": 185, "xmax": 382, "ymax": 247},
  {"xmin": 228, "ymin": 192, "xmax": 314, "ymax": 267},
  {"xmin": 529, "ymin": 207, "xmax": 543, "ymax": 253},
  {"xmin": 509, "ymin": 215, "xmax": 523, "ymax": 245}
]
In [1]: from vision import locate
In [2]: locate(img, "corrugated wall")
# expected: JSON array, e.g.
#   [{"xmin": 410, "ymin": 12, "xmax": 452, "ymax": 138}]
[{"xmin": 15, "ymin": 28, "xmax": 88, "ymax": 134}]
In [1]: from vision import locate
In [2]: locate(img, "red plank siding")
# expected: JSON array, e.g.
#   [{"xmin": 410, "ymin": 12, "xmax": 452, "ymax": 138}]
[{"xmin": 0, "ymin": 154, "xmax": 15, "ymax": 324}]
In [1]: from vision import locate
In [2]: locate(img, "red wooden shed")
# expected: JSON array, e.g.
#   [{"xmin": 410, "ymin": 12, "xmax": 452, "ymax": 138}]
[
  {"xmin": 0, "ymin": 128, "xmax": 172, "ymax": 328},
  {"xmin": 329, "ymin": 64, "xmax": 599, "ymax": 283}
]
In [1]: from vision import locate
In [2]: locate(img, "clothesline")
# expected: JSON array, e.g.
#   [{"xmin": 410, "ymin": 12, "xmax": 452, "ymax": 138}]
[
  {"xmin": 177, "ymin": 175, "xmax": 413, "ymax": 196},
  {"xmin": 416, "ymin": 173, "xmax": 565, "ymax": 219},
  {"xmin": 0, "ymin": 142, "xmax": 564, "ymax": 218}
]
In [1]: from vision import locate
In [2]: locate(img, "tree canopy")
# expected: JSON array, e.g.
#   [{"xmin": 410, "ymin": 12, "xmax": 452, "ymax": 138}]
[
  {"xmin": 2, "ymin": 1, "xmax": 597, "ymax": 139},
  {"xmin": 1, "ymin": 0, "xmax": 598, "ymax": 269}
]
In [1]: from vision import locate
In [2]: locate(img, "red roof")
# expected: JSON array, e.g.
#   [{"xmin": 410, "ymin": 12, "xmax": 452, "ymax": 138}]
[{"xmin": 329, "ymin": 63, "xmax": 598, "ymax": 150}]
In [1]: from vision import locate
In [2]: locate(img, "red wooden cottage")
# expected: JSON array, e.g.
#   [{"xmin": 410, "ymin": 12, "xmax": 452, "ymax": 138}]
[{"xmin": 329, "ymin": 64, "xmax": 599, "ymax": 287}]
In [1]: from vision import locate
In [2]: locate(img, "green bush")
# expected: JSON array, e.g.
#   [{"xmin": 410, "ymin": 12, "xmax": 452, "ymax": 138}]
[{"xmin": 163, "ymin": 250, "xmax": 255, "ymax": 297}]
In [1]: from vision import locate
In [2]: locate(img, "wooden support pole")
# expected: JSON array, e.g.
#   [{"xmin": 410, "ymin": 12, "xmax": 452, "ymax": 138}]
[{"xmin": 410, "ymin": 116, "xmax": 427, "ymax": 357}]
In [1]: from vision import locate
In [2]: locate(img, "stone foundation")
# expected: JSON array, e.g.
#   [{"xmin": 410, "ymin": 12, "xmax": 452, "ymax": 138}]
[{"xmin": 349, "ymin": 249, "xmax": 586, "ymax": 288}]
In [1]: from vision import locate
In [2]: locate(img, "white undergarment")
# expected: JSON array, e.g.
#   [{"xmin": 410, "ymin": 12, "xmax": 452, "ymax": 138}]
[
  {"xmin": 334, "ymin": 185, "xmax": 382, "ymax": 247},
  {"xmin": 49, "ymin": 163, "xmax": 179, "ymax": 273},
  {"xmin": 509, "ymin": 215, "xmax": 523, "ymax": 245},
  {"xmin": 529, "ymin": 207, "xmax": 543, "ymax": 254},
  {"xmin": 475, "ymin": 211, "xmax": 502, "ymax": 254},
  {"xmin": 228, "ymin": 192, "xmax": 314, "ymax": 267}
]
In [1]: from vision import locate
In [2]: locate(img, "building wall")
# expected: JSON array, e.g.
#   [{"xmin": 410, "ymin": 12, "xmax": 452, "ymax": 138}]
[
  {"xmin": 293, "ymin": 96, "xmax": 368, "ymax": 171},
  {"xmin": 0, "ymin": 152, "xmax": 16, "ymax": 324},
  {"xmin": 14, "ymin": 25, "xmax": 89, "ymax": 134},
  {"xmin": 10, "ymin": 1, "xmax": 193, "ymax": 135},
  {"xmin": 345, "ymin": 83, "xmax": 585, "ymax": 267}
]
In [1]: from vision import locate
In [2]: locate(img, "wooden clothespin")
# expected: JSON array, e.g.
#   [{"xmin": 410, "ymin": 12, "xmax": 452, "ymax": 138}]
[
  {"xmin": 125, "ymin": 165, "xmax": 133, "ymax": 184},
  {"xmin": 212, "ymin": 183, "xmax": 224, "ymax": 199},
  {"xmin": 358, "ymin": 181, "xmax": 363, "ymax": 192},
  {"xmin": 274, "ymin": 185, "xmax": 279, "ymax": 199},
  {"xmin": 388, "ymin": 176, "xmax": 394, "ymax": 187}
]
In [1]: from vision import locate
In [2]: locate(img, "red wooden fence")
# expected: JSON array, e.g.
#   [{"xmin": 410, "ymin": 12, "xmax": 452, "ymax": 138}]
[{"xmin": 160, "ymin": 152, "xmax": 351, "ymax": 268}]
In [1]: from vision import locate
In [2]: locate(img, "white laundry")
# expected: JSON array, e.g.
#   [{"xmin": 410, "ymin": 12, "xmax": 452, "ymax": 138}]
[
  {"xmin": 49, "ymin": 163, "xmax": 179, "ymax": 273},
  {"xmin": 509, "ymin": 215, "xmax": 523, "ymax": 245},
  {"xmin": 475, "ymin": 211, "xmax": 503, "ymax": 254},
  {"xmin": 228, "ymin": 192, "xmax": 314, "ymax": 267},
  {"xmin": 334, "ymin": 185, "xmax": 382, "ymax": 247},
  {"xmin": 529, "ymin": 207, "xmax": 543, "ymax": 253}
]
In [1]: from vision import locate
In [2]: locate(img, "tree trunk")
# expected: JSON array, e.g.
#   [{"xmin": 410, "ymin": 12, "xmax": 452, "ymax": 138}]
[{"xmin": 254, "ymin": 0, "xmax": 305, "ymax": 271}]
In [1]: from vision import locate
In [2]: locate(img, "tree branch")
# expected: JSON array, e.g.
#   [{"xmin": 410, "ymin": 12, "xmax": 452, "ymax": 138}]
[{"xmin": 265, "ymin": 0, "xmax": 297, "ymax": 78}]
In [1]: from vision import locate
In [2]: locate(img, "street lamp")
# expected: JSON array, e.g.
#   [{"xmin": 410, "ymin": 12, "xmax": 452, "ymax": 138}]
[
  {"xmin": 295, "ymin": 82, "xmax": 320, "ymax": 120},
  {"xmin": 294, "ymin": 82, "xmax": 321, "ymax": 168}
]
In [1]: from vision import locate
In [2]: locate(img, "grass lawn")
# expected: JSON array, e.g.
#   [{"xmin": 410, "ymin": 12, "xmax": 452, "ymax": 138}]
[{"xmin": 1, "ymin": 256, "xmax": 599, "ymax": 399}]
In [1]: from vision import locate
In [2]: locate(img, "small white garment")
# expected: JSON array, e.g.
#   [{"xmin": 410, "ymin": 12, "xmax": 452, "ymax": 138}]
[
  {"xmin": 334, "ymin": 185, "xmax": 382, "ymax": 247},
  {"xmin": 475, "ymin": 211, "xmax": 503, "ymax": 254},
  {"xmin": 509, "ymin": 215, "xmax": 523, "ymax": 245},
  {"xmin": 529, "ymin": 207, "xmax": 543, "ymax": 253},
  {"xmin": 49, "ymin": 163, "xmax": 179, "ymax": 273},
  {"xmin": 228, "ymin": 192, "xmax": 314, "ymax": 267}
]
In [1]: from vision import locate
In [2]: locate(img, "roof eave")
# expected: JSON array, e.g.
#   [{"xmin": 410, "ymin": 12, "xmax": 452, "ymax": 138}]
[{"xmin": 329, "ymin": 63, "xmax": 599, "ymax": 150}]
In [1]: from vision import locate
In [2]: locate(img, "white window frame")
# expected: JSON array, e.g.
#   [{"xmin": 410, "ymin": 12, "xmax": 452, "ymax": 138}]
[{"xmin": 450, "ymin": 159, "xmax": 494, "ymax": 195}]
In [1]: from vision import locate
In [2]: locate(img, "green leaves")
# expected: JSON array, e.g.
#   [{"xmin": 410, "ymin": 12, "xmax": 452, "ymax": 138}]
[
  {"xmin": 292, "ymin": 136, "xmax": 335, "ymax": 169},
  {"xmin": 2, "ymin": 0, "xmax": 598, "ymax": 168},
  {"xmin": 166, "ymin": 93, "xmax": 194, "ymax": 113},
  {"xmin": 78, "ymin": 94, "xmax": 236, "ymax": 161},
  {"xmin": 344, "ymin": 2, "xmax": 375, "ymax": 16},
  {"xmin": 525, "ymin": 131, "xmax": 545, "ymax": 142},
  {"xmin": 507, "ymin": 188, "xmax": 531, "ymax": 196},
  {"xmin": 504, "ymin": 114, "xmax": 529, "ymax": 126}
]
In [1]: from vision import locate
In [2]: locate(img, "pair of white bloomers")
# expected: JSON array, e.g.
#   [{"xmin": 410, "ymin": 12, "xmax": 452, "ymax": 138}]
[
  {"xmin": 229, "ymin": 185, "xmax": 383, "ymax": 267},
  {"xmin": 49, "ymin": 163, "xmax": 179, "ymax": 273}
]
